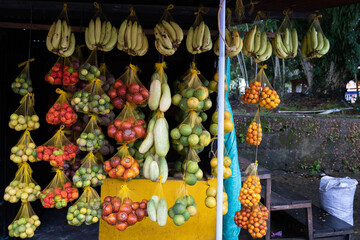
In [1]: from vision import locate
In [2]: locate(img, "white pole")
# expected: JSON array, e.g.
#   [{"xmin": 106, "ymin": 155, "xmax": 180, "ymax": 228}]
[{"xmin": 216, "ymin": 0, "xmax": 226, "ymax": 239}]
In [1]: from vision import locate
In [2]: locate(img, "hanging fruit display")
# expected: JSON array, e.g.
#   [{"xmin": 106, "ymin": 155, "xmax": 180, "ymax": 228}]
[
  {"xmin": 186, "ymin": 10, "xmax": 212, "ymax": 54},
  {"xmin": 214, "ymin": 28, "xmax": 243, "ymax": 57}
]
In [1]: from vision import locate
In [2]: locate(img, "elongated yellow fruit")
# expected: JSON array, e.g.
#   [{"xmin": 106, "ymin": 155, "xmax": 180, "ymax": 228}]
[
  {"xmin": 52, "ymin": 19, "xmax": 62, "ymax": 49},
  {"xmin": 46, "ymin": 22, "xmax": 56, "ymax": 52},
  {"xmin": 186, "ymin": 26, "xmax": 195, "ymax": 54},
  {"xmin": 245, "ymin": 25, "xmax": 256, "ymax": 52},
  {"xmin": 253, "ymin": 28, "xmax": 261, "ymax": 53},
  {"xmin": 95, "ymin": 17, "xmax": 101, "ymax": 44},
  {"xmin": 170, "ymin": 21, "xmax": 183, "ymax": 44},
  {"xmin": 125, "ymin": 21, "xmax": 133, "ymax": 49},
  {"xmin": 88, "ymin": 19, "xmax": 95, "ymax": 46},
  {"xmin": 117, "ymin": 20, "xmax": 127, "ymax": 49},
  {"xmin": 291, "ymin": 28, "xmax": 298, "ymax": 57},
  {"xmin": 131, "ymin": 21, "xmax": 138, "ymax": 50}
]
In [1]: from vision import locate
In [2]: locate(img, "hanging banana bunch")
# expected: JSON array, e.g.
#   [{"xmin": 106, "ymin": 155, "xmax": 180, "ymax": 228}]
[
  {"xmin": 214, "ymin": 28, "xmax": 243, "ymax": 57},
  {"xmin": 272, "ymin": 12, "xmax": 298, "ymax": 59},
  {"xmin": 46, "ymin": 4, "xmax": 76, "ymax": 57},
  {"xmin": 154, "ymin": 5, "xmax": 184, "ymax": 56},
  {"xmin": 117, "ymin": 8, "xmax": 148, "ymax": 57},
  {"xmin": 84, "ymin": 3, "xmax": 117, "ymax": 52},
  {"xmin": 301, "ymin": 14, "xmax": 330, "ymax": 59},
  {"xmin": 243, "ymin": 25, "xmax": 272, "ymax": 63},
  {"xmin": 186, "ymin": 10, "xmax": 213, "ymax": 54}
]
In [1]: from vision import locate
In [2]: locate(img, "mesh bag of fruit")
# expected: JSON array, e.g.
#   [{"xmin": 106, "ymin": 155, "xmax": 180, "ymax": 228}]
[
  {"xmin": 182, "ymin": 148, "xmax": 203, "ymax": 186},
  {"xmin": 36, "ymin": 126, "xmax": 78, "ymax": 167},
  {"xmin": 186, "ymin": 8, "xmax": 212, "ymax": 54},
  {"xmin": 4, "ymin": 163, "xmax": 41, "ymax": 203},
  {"xmin": 103, "ymin": 145, "xmax": 140, "ymax": 180},
  {"xmin": 12, "ymin": 59, "xmax": 34, "ymax": 96},
  {"xmin": 40, "ymin": 168, "xmax": 79, "ymax": 209},
  {"xmin": 245, "ymin": 109, "xmax": 262, "ymax": 146},
  {"xmin": 73, "ymin": 151, "xmax": 106, "ymax": 188},
  {"xmin": 8, "ymin": 202, "xmax": 41, "ymax": 239},
  {"xmin": 67, "ymin": 186, "xmax": 101, "ymax": 226},
  {"xmin": 76, "ymin": 115, "xmax": 105, "ymax": 151},
  {"xmin": 79, "ymin": 50, "xmax": 100, "ymax": 81},
  {"xmin": 107, "ymin": 102, "xmax": 146, "ymax": 145},
  {"xmin": 209, "ymin": 108, "xmax": 234, "ymax": 136},
  {"xmin": 99, "ymin": 63, "xmax": 116, "ymax": 92},
  {"xmin": 208, "ymin": 71, "xmax": 229, "ymax": 94},
  {"xmin": 10, "ymin": 130, "xmax": 38, "ymax": 164},
  {"xmin": 153, "ymin": 5, "xmax": 183, "ymax": 57},
  {"xmin": 209, "ymin": 144, "xmax": 232, "ymax": 179},
  {"xmin": 172, "ymin": 62, "xmax": 212, "ymax": 113},
  {"xmin": 146, "ymin": 177, "xmax": 168, "ymax": 226},
  {"xmin": 45, "ymin": 57, "xmax": 79, "ymax": 86},
  {"xmin": 46, "ymin": 89, "xmax": 77, "ymax": 127},
  {"xmin": 170, "ymin": 110, "xmax": 211, "ymax": 155},
  {"xmin": 107, "ymin": 70, "xmax": 127, "ymax": 110},
  {"xmin": 71, "ymin": 78, "xmax": 112, "ymax": 115},
  {"xmin": 257, "ymin": 65, "xmax": 280, "ymax": 109},
  {"xmin": 148, "ymin": 62, "xmax": 172, "ymax": 112},
  {"xmin": 9, "ymin": 93, "xmax": 40, "ymax": 131},
  {"xmin": 301, "ymin": 14, "xmax": 330, "ymax": 59},
  {"xmin": 115, "ymin": 64, "xmax": 149, "ymax": 107},
  {"xmin": 117, "ymin": 8, "xmax": 148, "ymax": 56},
  {"xmin": 239, "ymin": 162, "xmax": 261, "ymax": 208}
]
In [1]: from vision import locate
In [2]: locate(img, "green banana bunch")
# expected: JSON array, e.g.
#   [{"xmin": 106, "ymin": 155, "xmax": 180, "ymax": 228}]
[
  {"xmin": 154, "ymin": 19, "xmax": 184, "ymax": 56},
  {"xmin": 85, "ymin": 17, "xmax": 117, "ymax": 52},
  {"xmin": 186, "ymin": 21, "xmax": 212, "ymax": 54},
  {"xmin": 213, "ymin": 28, "xmax": 243, "ymax": 57},
  {"xmin": 272, "ymin": 27, "xmax": 298, "ymax": 59},
  {"xmin": 46, "ymin": 19, "xmax": 75, "ymax": 57},
  {"xmin": 301, "ymin": 26, "xmax": 330, "ymax": 59},
  {"xmin": 242, "ymin": 25, "xmax": 272, "ymax": 63},
  {"xmin": 117, "ymin": 19, "xmax": 148, "ymax": 56}
]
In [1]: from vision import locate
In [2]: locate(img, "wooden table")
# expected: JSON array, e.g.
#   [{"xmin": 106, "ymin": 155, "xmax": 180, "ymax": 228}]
[{"xmin": 239, "ymin": 157, "xmax": 272, "ymax": 240}]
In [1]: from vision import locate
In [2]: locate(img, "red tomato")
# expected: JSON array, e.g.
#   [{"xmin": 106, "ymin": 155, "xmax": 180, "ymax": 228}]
[
  {"xmin": 114, "ymin": 120, "xmax": 122, "ymax": 129},
  {"xmin": 116, "ymin": 212, "xmax": 128, "ymax": 221},
  {"xmin": 120, "ymin": 204, "xmax": 132, "ymax": 214},
  {"xmin": 115, "ymin": 131, "xmax": 123, "ymax": 143},
  {"xmin": 128, "ymin": 83, "xmax": 140, "ymax": 94},
  {"xmin": 121, "ymin": 121, "xmax": 132, "ymax": 131},
  {"xmin": 108, "ymin": 89, "xmax": 117, "ymax": 99},
  {"xmin": 115, "ymin": 165, "xmax": 125, "ymax": 177},
  {"xmin": 110, "ymin": 157, "xmax": 121, "ymax": 168},
  {"xmin": 115, "ymin": 221, "xmax": 128, "ymax": 231},
  {"xmin": 127, "ymin": 213, "xmax": 138, "ymax": 226},
  {"xmin": 121, "ymin": 156, "xmax": 133, "ymax": 169}
]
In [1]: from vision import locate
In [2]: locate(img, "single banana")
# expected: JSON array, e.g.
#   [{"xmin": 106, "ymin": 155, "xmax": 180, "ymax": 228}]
[
  {"xmin": 306, "ymin": 30, "xmax": 313, "ymax": 55},
  {"xmin": 186, "ymin": 26, "xmax": 196, "ymax": 54},
  {"xmin": 134, "ymin": 24, "xmax": 143, "ymax": 52},
  {"xmin": 99, "ymin": 21, "xmax": 106, "ymax": 44},
  {"xmin": 301, "ymin": 37, "xmax": 308, "ymax": 58},
  {"xmin": 253, "ymin": 28, "xmax": 261, "ymax": 53},
  {"xmin": 154, "ymin": 26, "xmax": 165, "ymax": 46},
  {"xmin": 62, "ymin": 33, "xmax": 75, "ymax": 57},
  {"xmin": 155, "ymin": 40, "xmax": 175, "ymax": 56},
  {"xmin": 192, "ymin": 25, "xmax": 199, "ymax": 49},
  {"xmin": 203, "ymin": 34, "xmax": 213, "ymax": 52},
  {"xmin": 256, "ymin": 32, "xmax": 268, "ymax": 56},
  {"xmin": 315, "ymin": 31, "xmax": 324, "ymax": 51},
  {"xmin": 282, "ymin": 28, "xmax": 291, "ymax": 53},
  {"xmin": 272, "ymin": 41, "xmax": 282, "ymax": 58},
  {"xmin": 245, "ymin": 25, "xmax": 256, "ymax": 52},
  {"xmin": 137, "ymin": 33, "xmax": 148, "ymax": 56},
  {"xmin": 225, "ymin": 28, "xmax": 232, "ymax": 50},
  {"xmin": 242, "ymin": 46, "xmax": 251, "ymax": 57},
  {"xmin": 213, "ymin": 38, "xmax": 219, "ymax": 56},
  {"xmin": 196, "ymin": 21, "xmax": 205, "ymax": 49},
  {"xmin": 125, "ymin": 20, "xmax": 133, "ymax": 49},
  {"xmin": 60, "ymin": 21, "xmax": 69, "ymax": 50},
  {"xmin": 291, "ymin": 28, "xmax": 298, "ymax": 57},
  {"xmin": 95, "ymin": 17, "xmax": 101, "ymax": 44},
  {"xmin": 170, "ymin": 21, "xmax": 183, "ymax": 44},
  {"xmin": 158, "ymin": 24, "xmax": 173, "ymax": 49},
  {"xmin": 202, "ymin": 25, "xmax": 211, "ymax": 50},
  {"xmin": 273, "ymin": 33, "xmax": 287, "ymax": 58},
  {"xmin": 117, "ymin": 20, "xmax": 127, "ymax": 49},
  {"xmin": 52, "ymin": 19, "xmax": 62, "ymax": 49},
  {"xmin": 102, "ymin": 26, "xmax": 117, "ymax": 51},
  {"xmin": 228, "ymin": 35, "xmax": 243, "ymax": 57},
  {"xmin": 88, "ymin": 19, "xmax": 96, "ymax": 46},
  {"xmin": 310, "ymin": 26, "xmax": 318, "ymax": 51},
  {"xmin": 85, "ymin": 27, "xmax": 94, "ymax": 50},
  {"xmin": 318, "ymin": 37, "xmax": 330, "ymax": 55},
  {"xmin": 257, "ymin": 41, "xmax": 272, "ymax": 62},
  {"xmin": 46, "ymin": 22, "xmax": 56, "ymax": 52},
  {"xmin": 162, "ymin": 20, "xmax": 177, "ymax": 43},
  {"xmin": 131, "ymin": 21, "xmax": 138, "ymax": 50},
  {"xmin": 102, "ymin": 21, "xmax": 112, "ymax": 46},
  {"xmin": 230, "ymin": 29, "xmax": 240, "ymax": 53}
]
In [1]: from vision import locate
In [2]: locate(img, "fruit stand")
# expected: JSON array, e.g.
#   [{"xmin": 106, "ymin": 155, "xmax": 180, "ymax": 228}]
[{"xmin": 0, "ymin": 0, "xmax": 353, "ymax": 239}]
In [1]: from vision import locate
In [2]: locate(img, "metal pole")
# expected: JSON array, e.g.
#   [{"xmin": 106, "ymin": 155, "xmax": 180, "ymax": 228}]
[{"xmin": 216, "ymin": 0, "xmax": 225, "ymax": 239}]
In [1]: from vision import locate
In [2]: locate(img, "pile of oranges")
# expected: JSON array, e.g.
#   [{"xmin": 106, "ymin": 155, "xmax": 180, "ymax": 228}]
[
  {"xmin": 259, "ymin": 86, "xmax": 280, "ymax": 109},
  {"xmin": 241, "ymin": 81, "xmax": 261, "ymax": 104},
  {"xmin": 246, "ymin": 122, "xmax": 262, "ymax": 146},
  {"xmin": 234, "ymin": 205, "xmax": 269, "ymax": 239},
  {"xmin": 239, "ymin": 176, "xmax": 262, "ymax": 207}
]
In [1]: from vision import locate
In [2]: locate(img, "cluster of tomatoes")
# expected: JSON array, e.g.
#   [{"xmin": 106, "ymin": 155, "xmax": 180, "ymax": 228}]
[
  {"xmin": 246, "ymin": 122, "xmax": 262, "ymax": 146},
  {"xmin": 234, "ymin": 205, "xmax": 269, "ymax": 239},
  {"xmin": 259, "ymin": 86, "xmax": 280, "ymax": 109},
  {"xmin": 46, "ymin": 102, "xmax": 77, "ymax": 127},
  {"xmin": 40, "ymin": 182, "xmax": 79, "ymax": 209},
  {"xmin": 45, "ymin": 62, "xmax": 79, "ymax": 86},
  {"xmin": 239, "ymin": 176, "xmax": 262, "ymax": 207},
  {"xmin": 107, "ymin": 118, "xmax": 146, "ymax": 144},
  {"xmin": 103, "ymin": 155, "xmax": 140, "ymax": 180},
  {"xmin": 102, "ymin": 196, "xmax": 148, "ymax": 231},
  {"xmin": 241, "ymin": 81, "xmax": 261, "ymax": 104},
  {"xmin": 36, "ymin": 144, "xmax": 78, "ymax": 167}
]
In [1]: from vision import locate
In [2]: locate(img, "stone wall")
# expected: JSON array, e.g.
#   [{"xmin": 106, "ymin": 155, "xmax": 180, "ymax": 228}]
[{"xmin": 234, "ymin": 113, "xmax": 360, "ymax": 173}]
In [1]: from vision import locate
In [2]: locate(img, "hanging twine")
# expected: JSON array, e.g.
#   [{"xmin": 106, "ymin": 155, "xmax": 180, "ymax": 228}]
[
  {"xmin": 166, "ymin": 4, "xmax": 174, "ymax": 11},
  {"xmin": 249, "ymin": 0, "xmax": 260, "ymax": 15},
  {"xmin": 282, "ymin": 9, "xmax": 293, "ymax": 16},
  {"xmin": 18, "ymin": 58, "xmax": 35, "ymax": 68},
  {"xmin": 310, "ymin": 13, "xmax": 323, "ymax": 19}
]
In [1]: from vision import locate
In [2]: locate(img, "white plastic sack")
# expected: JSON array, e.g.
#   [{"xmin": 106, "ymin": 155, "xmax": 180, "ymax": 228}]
[{"xmin": 319, "ymin": 175, "xmax": 358, "ymax": 225}]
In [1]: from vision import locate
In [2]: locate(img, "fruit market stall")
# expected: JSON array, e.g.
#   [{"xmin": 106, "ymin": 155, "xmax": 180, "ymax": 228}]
[{"xmin": 0, "ymin": 0, "xmax": 357, "ymax": 240}]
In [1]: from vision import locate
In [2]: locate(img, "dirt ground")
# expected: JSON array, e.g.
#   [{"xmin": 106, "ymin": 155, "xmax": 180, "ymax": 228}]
[{"xmin": 272, "ymin": 170, "xmax": 359, "ymax": 239}]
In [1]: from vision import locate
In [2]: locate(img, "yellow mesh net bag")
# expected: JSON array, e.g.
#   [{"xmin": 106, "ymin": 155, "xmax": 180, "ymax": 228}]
[
  {"xmin": 76, "ymin": 115, "xmax": 105, "ymax": 151},
  {"xmin": 9, "ymin": 93, "xmax": 40, "ymax": 131},
  {"xmin": 10, "ymin": 130, "xmax": 38, "ymax": 164},
  {"xmin": 8, "ymin": 202, "xmax": 41, "ymax": 238},
  {"xmin": 12, "ymin": 59, "xmax": 34, "ymax": 96}
]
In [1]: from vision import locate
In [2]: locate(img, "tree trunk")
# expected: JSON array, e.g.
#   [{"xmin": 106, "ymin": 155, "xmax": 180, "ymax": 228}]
[{"xmin": 298, "ymin": 48, "xmax": 313, "ymax": 90}]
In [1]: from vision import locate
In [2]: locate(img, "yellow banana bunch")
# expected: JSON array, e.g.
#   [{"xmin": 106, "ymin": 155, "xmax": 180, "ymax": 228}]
[
  {"xmin": 301, "ymin": 26, "xmax": 330, "ymax": 59},
  {"xmin": 117, "ymin": 19, "xmax": 148, "ymax": 56},
  {"xmin": 243, "ymin": 25, "xmax": 272, "ymax": 63},
  {"xmin": 85, "ymin": 17, "xmax": 117, "ymax": 52},
  {"xmin": 213, "ymin": 28, "xmax": 243, "ymax": 57},
  {"xmin": 272, "ymin": 28, "xmax": 298, "ymax": 59},
  {"xmin": 154, "ymin": 20, "xmax": 183, "ymax": 56},
  {"xmin": 186, "ymin": 21, "xmax": 212, "ymax": 54},
  {"xmin": 46, "ymin": 19, "xmax": 75, "ymax": 57}
]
